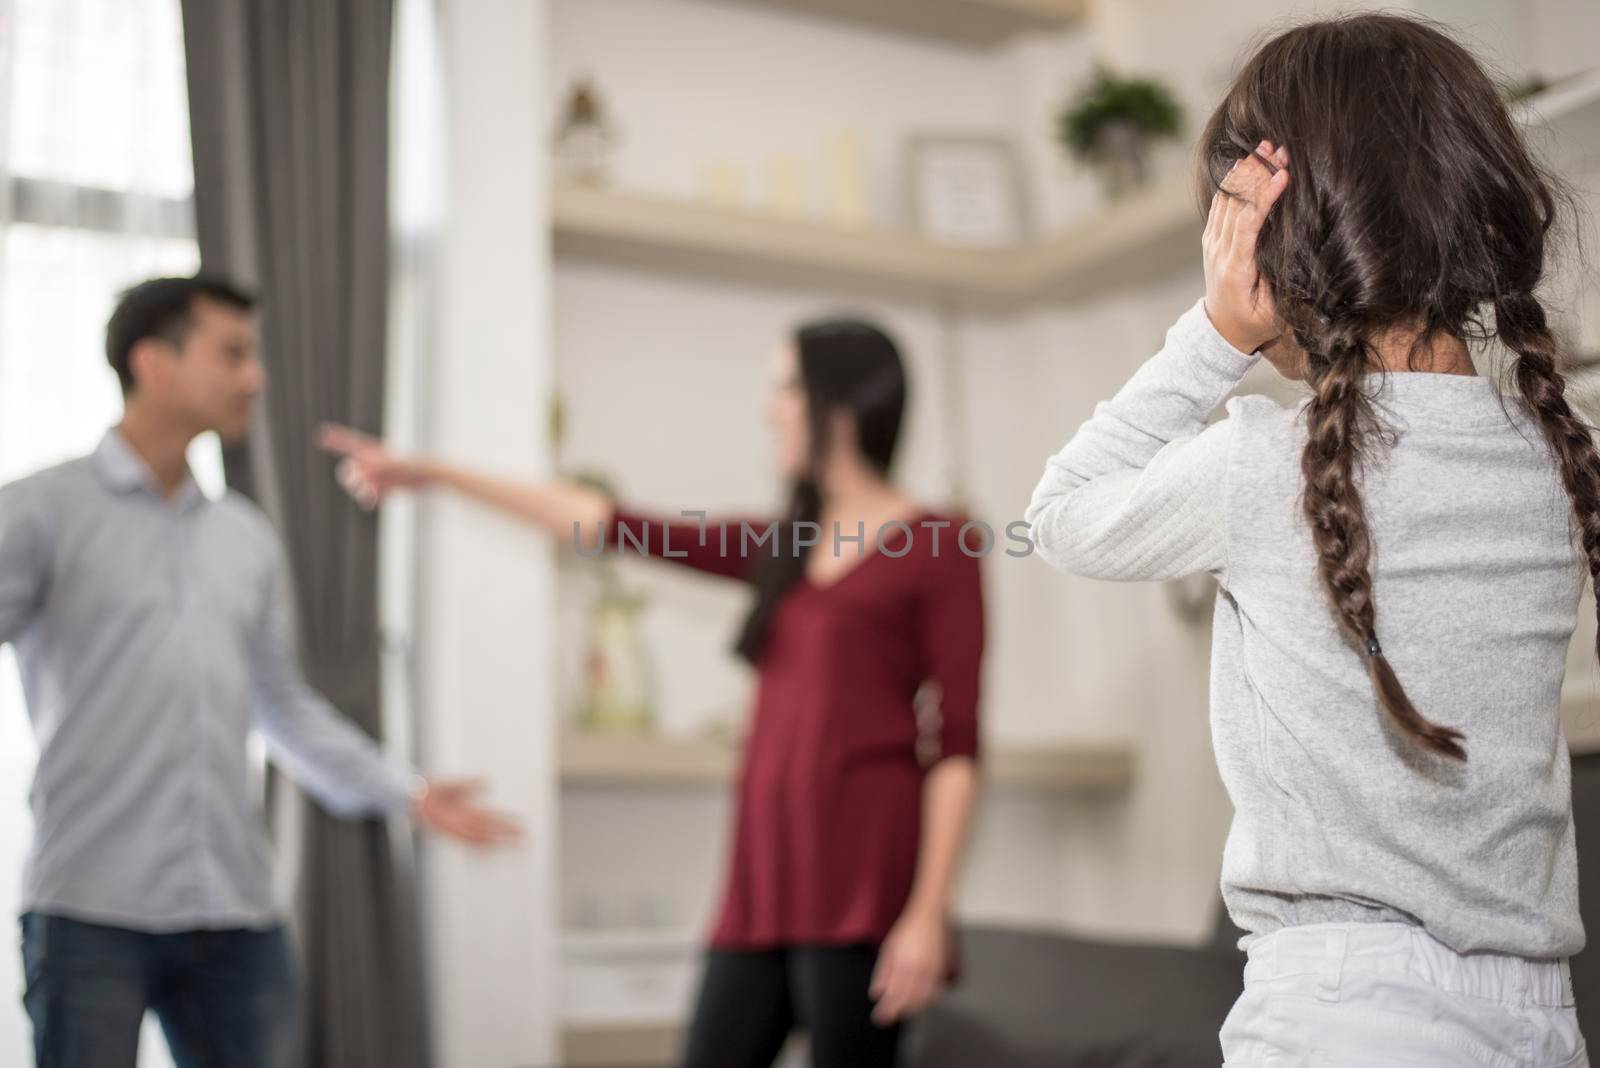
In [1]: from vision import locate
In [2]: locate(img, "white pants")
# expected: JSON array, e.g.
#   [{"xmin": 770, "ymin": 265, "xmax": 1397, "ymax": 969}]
[{"xmin": 1219, "ymin": 922, "xmax": 1588, "ymax": 1067}]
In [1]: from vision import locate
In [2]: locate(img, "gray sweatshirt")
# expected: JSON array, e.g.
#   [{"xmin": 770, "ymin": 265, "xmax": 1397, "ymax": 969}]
[{"xmin": 1024, "ymin": 297, "xmax": 1586, "ymax": 958}]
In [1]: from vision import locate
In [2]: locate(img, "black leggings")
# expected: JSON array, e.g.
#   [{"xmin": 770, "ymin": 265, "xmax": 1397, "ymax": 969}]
[{"xmin": 680, "ymin": 943, "xmax": 901, "ymax": 1068}]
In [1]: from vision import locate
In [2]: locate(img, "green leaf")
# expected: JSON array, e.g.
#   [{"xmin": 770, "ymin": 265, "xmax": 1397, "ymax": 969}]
[{"xmin": 1058, "ymin": 65, "xmax": 1184, "ymax": 160}]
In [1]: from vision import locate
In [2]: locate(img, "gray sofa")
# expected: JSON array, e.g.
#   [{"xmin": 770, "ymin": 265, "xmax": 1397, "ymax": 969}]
[
  {"xmin": 902, "ymin": 906, "xmax": 1246, "ymax": 1067},
  {"xmin": 905, "ymin": 751, "xmax": 1600, "ymax": 1067}
]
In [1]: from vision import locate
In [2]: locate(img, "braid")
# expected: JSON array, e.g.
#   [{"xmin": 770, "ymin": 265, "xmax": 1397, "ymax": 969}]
[
  {"xmin": 1300, "ymin": 328, "xmax": 1468, "ymax": 761},
  {"xmin": 1502, "ymin": 291, "xmax": 1600, "ymax": 666}
]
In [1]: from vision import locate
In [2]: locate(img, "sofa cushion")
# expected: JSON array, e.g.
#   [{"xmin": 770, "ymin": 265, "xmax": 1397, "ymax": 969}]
[
  {"xmin": 1569, "ymin": 752, "xmax": 1600, "ymax": 1042},
  {"xmin": 904, "ymin": 925, "xmax": 1244, "ymax": 1068}
]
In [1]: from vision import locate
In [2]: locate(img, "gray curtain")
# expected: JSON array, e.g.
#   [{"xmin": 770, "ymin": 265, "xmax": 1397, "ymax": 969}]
[{"xmin": 180, "ymin": 3, "xmax": 427, "ymax": 1066}]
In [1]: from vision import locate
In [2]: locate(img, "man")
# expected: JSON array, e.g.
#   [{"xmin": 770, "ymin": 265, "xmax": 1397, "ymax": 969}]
[{"xmin": 0, "ymin": 275, "xmax": 519, "ymax": 1067}]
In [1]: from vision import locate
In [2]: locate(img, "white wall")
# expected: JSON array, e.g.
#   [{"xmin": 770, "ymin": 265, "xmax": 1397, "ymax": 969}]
[{"xmin": 417, "ymin": 0, "xmax": 560, "ymax": 1064}]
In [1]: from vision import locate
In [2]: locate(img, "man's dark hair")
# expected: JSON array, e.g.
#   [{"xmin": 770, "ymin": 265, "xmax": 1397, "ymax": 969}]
[{"xmin": 105, "ymin": 274, "xmax": 256, "ymax": 394}]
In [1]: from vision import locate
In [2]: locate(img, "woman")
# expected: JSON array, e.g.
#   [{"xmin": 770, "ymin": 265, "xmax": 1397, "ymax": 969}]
[
  {"xmin": 1026, "ymin": 13, "xmax": 1592, "ymax": 1066},
  {"xmin": 322, "ymin": 317, "xmax": 983, "ymax": 1067}
]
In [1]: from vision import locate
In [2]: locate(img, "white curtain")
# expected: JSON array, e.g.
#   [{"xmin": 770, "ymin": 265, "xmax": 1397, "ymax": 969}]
[
  {"xmin": 0, "ymin": 0, "xmax": 212, "ymax": 1063},
  {"xmin": 380, "ymin": 0, "xmax": 444, "ymax": 821}
]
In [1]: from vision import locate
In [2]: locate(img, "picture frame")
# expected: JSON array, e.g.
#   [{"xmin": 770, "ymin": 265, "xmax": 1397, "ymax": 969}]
[{"xmin": 904, "ymin": 132, "xmax": 1031, "ymax": 248}]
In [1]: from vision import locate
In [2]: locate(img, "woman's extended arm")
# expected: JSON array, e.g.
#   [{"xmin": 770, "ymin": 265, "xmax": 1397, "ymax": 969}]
[
  {"xmin": 319, "ymin": 424, "xmax": 612, "ymax": 542},
  {"xmin": 319, "ymin": 425, "xmax": 760, "ymax": 580}
]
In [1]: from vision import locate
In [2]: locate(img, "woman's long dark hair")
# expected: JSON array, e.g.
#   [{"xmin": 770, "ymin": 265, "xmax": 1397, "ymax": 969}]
[
  {"xmin": 1197, "ymin": 12, "xmax": 1598, "ymax": 761},
  {"xmin": 734, "ymin": 318, "xmax": 907, "ymax": 663}
]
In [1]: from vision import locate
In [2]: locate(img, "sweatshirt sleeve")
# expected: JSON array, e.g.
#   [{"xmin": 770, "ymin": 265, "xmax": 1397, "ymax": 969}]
[{"xmin": 1023, "ymin": 297, "xmax": 1259, "ymax": 584}]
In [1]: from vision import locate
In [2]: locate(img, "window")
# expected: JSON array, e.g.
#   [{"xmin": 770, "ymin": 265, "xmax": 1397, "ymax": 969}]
[{"xmin": 0, "ymin": 0, "xmax": 206, "ymax": 1063}]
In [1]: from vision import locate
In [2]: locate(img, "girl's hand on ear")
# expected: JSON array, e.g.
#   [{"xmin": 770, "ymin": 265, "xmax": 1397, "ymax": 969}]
[{"xmin": 1203, "ymin": 140, "xmax": 1289, "ymax": 355}]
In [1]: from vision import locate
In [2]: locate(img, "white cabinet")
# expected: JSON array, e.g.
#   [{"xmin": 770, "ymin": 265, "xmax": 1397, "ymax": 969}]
[{"xmin": 561, "ymin": 929, "xmax": 702, "ymax": 1024}]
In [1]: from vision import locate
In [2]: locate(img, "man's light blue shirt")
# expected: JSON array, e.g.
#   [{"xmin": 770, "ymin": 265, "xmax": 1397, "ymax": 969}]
[{"xmin": 0, "ymin": 429, "xmax": 414, "ymax": 932}]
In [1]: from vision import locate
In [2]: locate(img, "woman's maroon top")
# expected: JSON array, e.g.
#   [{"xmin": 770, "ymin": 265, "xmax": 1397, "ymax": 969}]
[{"xmin": 608, "ymin": 505, "xmax": 984, "ymax": 974}]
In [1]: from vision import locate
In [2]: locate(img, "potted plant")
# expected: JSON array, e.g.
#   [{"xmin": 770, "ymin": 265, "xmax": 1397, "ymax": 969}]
[{"xmin": 1059, "ymin": 65, "xmax": 1183, "ymax": 200}]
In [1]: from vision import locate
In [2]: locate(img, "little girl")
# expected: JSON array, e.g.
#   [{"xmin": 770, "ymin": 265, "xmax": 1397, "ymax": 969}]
[{"xmin": 1026, "ymin": 13, "xmax": 1594, "ymax": 1066}]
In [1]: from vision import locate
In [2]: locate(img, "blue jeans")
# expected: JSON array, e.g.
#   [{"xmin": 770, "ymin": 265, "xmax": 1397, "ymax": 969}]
[{"xmin": 20, "ymin": 912, "xmax": 298, "ymax": 1068}]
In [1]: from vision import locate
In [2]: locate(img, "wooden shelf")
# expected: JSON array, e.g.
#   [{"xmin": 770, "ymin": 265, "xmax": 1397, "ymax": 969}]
[
  {"xmin": 561, "ymin": 1020, "xmax": 807, "ymax": 1068},
  {"xmin": 561, "ymin": 1020, "xmax": 681, "ymax": 1068},
  {"xmin": 562, "ymin": 928, "xmax": 699, "ymax": 954},
  {"xmin": 558, "ymin": 727, "xmax": 1134, "ymax": 794},
  {"xmin": 1515, "ymin": 68, "xmax": 1600, "ymax": 130},
  {"xmin": 553, "ymin": 179, "xmax": 1013, "ymax": 301},
  {"xmin": 733, "ymin": 0, "xmax": 1084, "ymax": 48},
  {"xmin": 1515, "ymin": 69, "xmax": 1600, "ymax": 174},
  {"xmin": 1005, "ymin": 178, "xmax": 1201, "ymax": 301},
  {"xmin": 554, "ymin": 64, "xmax": 1598, "ymax": 308},
  {"xmin": 552, "ymin": 177, "xmax": 1200, "ymax": 307}
]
